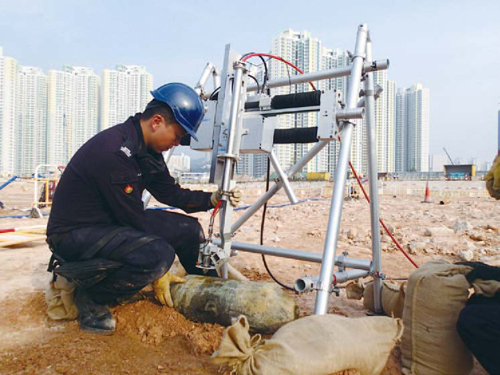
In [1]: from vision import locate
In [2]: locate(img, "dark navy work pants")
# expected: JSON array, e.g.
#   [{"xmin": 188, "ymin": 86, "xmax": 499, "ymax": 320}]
[
  {"xmin": 52, "ymin": 210, "xmax": 213, "ymax": 305},
  {"xmin": 456, "ymin": 295, "xmax": 500, "ymax": 375}
]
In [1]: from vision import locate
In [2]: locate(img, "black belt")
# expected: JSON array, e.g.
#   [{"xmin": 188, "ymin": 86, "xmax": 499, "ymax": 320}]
[
  {"xmin": 47, "ymin": 227, "xmax": 161, "ymax": 284},
  {"xmin": 47, "ymin": 227, "xmax": 128, "ymax": 261},
  {"xmin": 46, "ymin": 227, "xmax": 127, "ymax": 280}
]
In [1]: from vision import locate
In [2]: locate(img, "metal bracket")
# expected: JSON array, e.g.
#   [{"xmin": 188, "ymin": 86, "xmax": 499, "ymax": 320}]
[
  {"xmin": 295, "ymin": 275, "xmax": 341, "ymax": 297},
  {"xmin": 370, "ymin": 270, "xmax": 386, "ymax": 280},
  {"xmin": 196, "ymin": 242, "xmax": 231, "ymax": 272},
  {"xmin": 317, "ymin": 90, "xmax": 342, "ymax": 140}
]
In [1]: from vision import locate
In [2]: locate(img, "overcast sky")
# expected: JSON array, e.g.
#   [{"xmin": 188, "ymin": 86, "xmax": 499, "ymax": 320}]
[{"xmin": 1, "ymin": 0, "xmax": 498, "ymax": 163}]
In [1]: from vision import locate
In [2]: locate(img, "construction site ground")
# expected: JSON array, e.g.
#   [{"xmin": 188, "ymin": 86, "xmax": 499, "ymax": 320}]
[{"xmin": 0, "ymin": 179, "xmax": 497, "ymax": 374}]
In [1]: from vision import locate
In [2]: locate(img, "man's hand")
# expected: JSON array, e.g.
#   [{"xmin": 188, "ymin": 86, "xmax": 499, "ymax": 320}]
[
  {"xmin": 486, "ymin": 156, "xmax": 500, "ymax": 200},
  {"xmin": 152, "ymin": 272, "xmax": 185, "ymax": 307},
  {"xmin": 210, "ymin": 188, "xmax": 242, "ymax": 208}
]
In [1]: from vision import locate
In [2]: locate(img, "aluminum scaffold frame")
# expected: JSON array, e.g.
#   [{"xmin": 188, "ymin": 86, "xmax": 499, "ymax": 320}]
[{"xmin": 159, "ymin": 24, "xmax": 388, "ymax": 314}]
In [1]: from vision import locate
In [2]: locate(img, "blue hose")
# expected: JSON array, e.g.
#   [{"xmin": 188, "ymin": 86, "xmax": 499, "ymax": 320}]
[
  {"xmin": 0, "ymin": 198, "xmax": 329, "ymax": 219},
  {"xmin": 0, "ymin": 213, "xmax": 50, "ymax": 219},
  {"xmin": 0, "ymin": 176, "xmax": 18, "ymax": 191},
  {"xmin": 146, "ymin": 197, "xmax": 329, "ymax": 212}
]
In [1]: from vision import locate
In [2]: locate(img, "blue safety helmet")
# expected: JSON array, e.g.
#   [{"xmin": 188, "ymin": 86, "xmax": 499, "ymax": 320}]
[{"xmin": 149, "ymin": 83, "xmax": 204, "ymax": 141}]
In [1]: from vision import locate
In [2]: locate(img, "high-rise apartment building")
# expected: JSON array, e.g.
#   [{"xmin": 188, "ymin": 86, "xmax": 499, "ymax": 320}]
[
  {"xmin": 47, "ymin": 66, "xmax": 99, "ymax": 166},
  {"xmin": 406, "ymin": 84, "xmax": 430, "ymax": 172},
  {"xmin": 395, "ymin": 84, "xmax": 430, "ymax": 173},
  {"xmin": 236, "ymin": 30, "xmax": 404, "ymax": 179},
  {"xmin": 319, "ymin": 48, "xmax": 358, "ymax": 173},
  {"xmin": 386, "ymin": 80, "xmax": 396, "ymax": 173},
  {"xmin": 395, "ymin": 88, "xmax": 407, "ymax": 172},
  {"xmin": 168, "ymin": 153, "xmax": 191, "ymax": 172},
  {"xmin": 236, "ymin": 153, "xmax": 268, "ymax": 179},
  {"xmin": 373, "ymin": 70, "xmax": 388, "ymax": 173},
  {"xmin": 101, "ymin": 65, "xmax": 153, "ymax": 130},
  {"xmin": 369, "ymin": 71, "xmax": 396, "ymax": 174},
  {"xmin": 269, "ymin": 29, "xmax": 322, "ymax": 175},
  {"xmin": 0, "ymin": 50, "xmax": 19, "ymax": 175},
  {"xmin": 17, "ymin": 67, "xmax": 47, "ymax": 175},
  {"xmin": 0, "ymin": 48, "xmax": 156, "ymax": 173}
]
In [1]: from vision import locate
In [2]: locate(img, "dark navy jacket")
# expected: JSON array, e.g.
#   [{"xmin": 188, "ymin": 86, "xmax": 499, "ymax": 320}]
[{"xmin": 47, "ymin": 114, "xmax": 212, "ymax": 235}]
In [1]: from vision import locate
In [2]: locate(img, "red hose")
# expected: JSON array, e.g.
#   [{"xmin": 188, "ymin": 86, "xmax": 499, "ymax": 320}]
[
  {"xmin": 241, "ymin": 52, "xmax": 418, "ymax": 269},
  {"xmin": 349, "ymin": 161, "xmax": 419, "ymax": 268}
]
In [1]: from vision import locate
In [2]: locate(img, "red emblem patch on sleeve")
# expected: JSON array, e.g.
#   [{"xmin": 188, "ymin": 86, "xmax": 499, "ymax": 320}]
[{"xmin": 124, "ymin": 184, "xmax": 134, "ymax": 194}]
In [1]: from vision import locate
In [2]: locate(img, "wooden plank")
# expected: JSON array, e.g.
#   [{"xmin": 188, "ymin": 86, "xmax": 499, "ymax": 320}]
[{"xmin": 0, "ymin": 233, "xmax": 47, "ymax": 247}]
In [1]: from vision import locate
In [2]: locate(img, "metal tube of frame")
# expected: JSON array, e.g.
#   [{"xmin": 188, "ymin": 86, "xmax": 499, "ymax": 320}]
[
  {"xmin": 194, "ymin": 63, "xmax": 215, "ymax": 95},
  {"xmin": 336, "ymin": 108, "xmax": 365, "ymax": 120},
  {"xmin": 213, "ymin": 239, "xmax": 322, "ymax": 262},
  {"xmin": 211, "ymin": 239, "xmax": 371, "ymax": 270},
  {"xmin": 269, "ymin": 151, "xmax": 298, "ymax": 204},
  {"xmin": 334, "ymin": 269, "xmax": 370, "ymax": 284},
  {"xmin": 221, "ymin": 62, "xmax": 246, "ymax": 192},
  {"xmin": 219, "ymin": 61, "xmax": 247, "ymax": 278},
  {"xmin": 295, "ymin": 269, "xmax": 369, "ymax": 293},
  {"xmin": 314, "ymin": 24, "xmax": 369, "ymax": 315},
  {"xmin": 364, "ymin": 39, "xmax": 383, "ymax": 313},
  {"xmin": 142, "ymin": 149, "xmax": 176, "ymax": 209},
  {"xmin": 337, "ymin": 254, "xmax": 371, "ymax": 270},
  {"xmin": 213, "ymin": 68, "xmax": 221, "ymax": 90},
  {"xmin": 247, "ymin": 59, "xmax": 389, "ymax": 92},
  {"xmin": 33, "ymin": 164, "xmax": 41, "ymax": 207},
  {"xmin": 358, "ymin": 85, "xmax": 384, "ymax": 107},
  {"xmin": 142, "ymin": 191, "xmax": 151, "ymax": 209},
  {"xmin": 164, "ymin": 147, "xmax": 175, "ymax": 165},
  {"xmin": 254, "ymin": 106, "xmax": 364, "ymax": 119},
  {"xmin": 231, "ymin": 140, "xmax": 328, "ymax": 233}
]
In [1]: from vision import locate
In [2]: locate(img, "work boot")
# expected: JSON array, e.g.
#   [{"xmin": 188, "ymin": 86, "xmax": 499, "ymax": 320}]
[{"xmin": 74, "ymin": 287, "xmax": 116, "ymax": 334}]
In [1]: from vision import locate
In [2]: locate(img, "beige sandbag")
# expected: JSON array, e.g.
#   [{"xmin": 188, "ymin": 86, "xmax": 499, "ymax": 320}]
[
  {"xmin": 471, "ymin": 279, "xmax": 500, "ymax": 297},
  {"xmin": 363, "ymin": 281, "xmax": 406, "ymax": 318},
  {"xmin": 346, "ymin": 279, "xmax": 365, "ymax": 300},
  {"xmin": 212, "ymin": 314, "xmax": 403, "ymax": 375},
  {"xmin": 401, "ymin": 261, "xmax": 473, "ymax": 375},
  {"xmin": 45, "ymin": 277, "xmax": 78, "ymax": 320}
]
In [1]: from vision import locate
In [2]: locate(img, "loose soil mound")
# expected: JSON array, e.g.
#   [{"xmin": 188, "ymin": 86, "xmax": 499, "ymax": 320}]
[{"xmin": 0, "ymin": 293, "xmax": 226, "ymax": 374}]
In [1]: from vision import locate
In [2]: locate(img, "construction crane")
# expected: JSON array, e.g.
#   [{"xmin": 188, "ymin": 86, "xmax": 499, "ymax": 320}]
[{"xmin": 443, "ymin": 148, "xmax": 454, "ymax": 165}]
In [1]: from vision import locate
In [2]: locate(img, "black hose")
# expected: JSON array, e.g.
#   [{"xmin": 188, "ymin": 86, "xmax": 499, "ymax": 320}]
[
  {"xmin": 248, "ymin": 75, "xmax": 260, "ymax": 93},
  {"xmin": 261, "ymin": 158, "xmax": 295, "ymax": 291}
]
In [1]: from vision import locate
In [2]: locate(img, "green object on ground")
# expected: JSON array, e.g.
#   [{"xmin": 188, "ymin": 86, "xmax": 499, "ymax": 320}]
[{"xmin": 170, "ymin": 275, "xmax": 299, "ymax": 333}]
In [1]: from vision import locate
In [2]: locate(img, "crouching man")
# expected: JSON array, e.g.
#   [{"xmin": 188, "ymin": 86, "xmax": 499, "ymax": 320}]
[{"xmin": 46, "ymin": 83, "xmax": 240, "ymax": 334}]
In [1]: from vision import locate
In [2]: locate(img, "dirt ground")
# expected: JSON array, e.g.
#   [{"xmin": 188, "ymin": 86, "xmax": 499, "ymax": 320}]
[{"xmin": 0, "ymin": 179, "xmax": 497, "ymax": 374}]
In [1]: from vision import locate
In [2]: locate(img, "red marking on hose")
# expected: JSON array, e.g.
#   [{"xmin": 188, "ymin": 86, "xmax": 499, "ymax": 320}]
[
  {"xmin": 212, "ymin": 200, "xmax": 222, "ymax": 218},
  {"xmin": 208, "ymin": 200, "xmax": 223, "ymax": 240},
  {"xmin": 241, "ymin": 53, "xmax": 317, "ymax": 91}
]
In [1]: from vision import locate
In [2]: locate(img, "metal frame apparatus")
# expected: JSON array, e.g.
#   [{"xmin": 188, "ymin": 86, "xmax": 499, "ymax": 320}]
[
  {"xmin": 191, "ymin": 24, "xmax": 387, "ymax": 314},
  {"xmin": 31, "ymin": 164, "xmax": 64, "ymax": 218}
]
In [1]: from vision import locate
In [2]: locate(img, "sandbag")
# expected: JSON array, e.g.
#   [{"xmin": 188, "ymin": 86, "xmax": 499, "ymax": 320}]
[
  {"xmin": 401, "ymin": 261, "xmax": 473, "ymax": 375},
  {"xmin": 346, "ymin": 279, "xmax": 365, "ymax": 300},
  {"xmin": 212, "ymin": 314, "xmax": 403, "ymax": 375},
  {"xmin": 45, "ymin": 277, "xmax": 78, "ymax": 320},
  {"xmin": 471, "ymin": 279, "xmax": 500, "ymax": 297},
  {"xmin": 170, "ymin": 275, "xmax": 299, "ymax": 333},
  {"xmin": 363, "ymin": 281, "xmax": 406, "ymax": 318}
]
